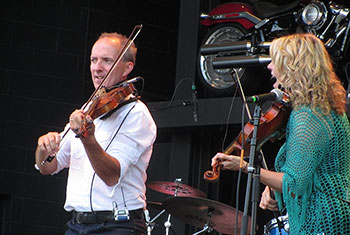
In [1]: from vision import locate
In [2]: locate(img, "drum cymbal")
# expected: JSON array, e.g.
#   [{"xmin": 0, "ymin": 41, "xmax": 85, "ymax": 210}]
[
  {"xmin": 147, "ymin": 181, "xmax": 206, "ymax": 198},
  {"xmin": 162, "ymin": 196, "xmax": 251, "ymax": 235}
]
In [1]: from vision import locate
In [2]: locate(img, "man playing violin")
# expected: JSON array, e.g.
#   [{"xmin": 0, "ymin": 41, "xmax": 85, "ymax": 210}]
[
  {"xmin": 211, "ymin": 33, "xmax": 350, "ymax": 234},
  {"xmin": 35, "ymin": 32, "xmax": 157, "ymax": 234}
]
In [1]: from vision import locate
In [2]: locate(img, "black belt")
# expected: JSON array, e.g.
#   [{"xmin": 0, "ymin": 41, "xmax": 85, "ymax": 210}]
[{"xmin": 71, "ymin": 209, "xmax": 144, "ymax": 224}]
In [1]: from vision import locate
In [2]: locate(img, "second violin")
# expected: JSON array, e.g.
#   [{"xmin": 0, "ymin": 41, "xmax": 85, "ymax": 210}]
[{"xmin": 204, "ymin": 91, "xmax": 291, "ymax": 183}]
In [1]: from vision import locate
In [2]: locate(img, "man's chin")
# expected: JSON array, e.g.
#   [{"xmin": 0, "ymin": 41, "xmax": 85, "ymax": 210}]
[{"xmin": 93, "ymin": 80, "xmax": 103, "ymax": 87}]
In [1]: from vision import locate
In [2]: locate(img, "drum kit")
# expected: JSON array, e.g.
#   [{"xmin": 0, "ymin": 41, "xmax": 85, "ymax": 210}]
[
  {"xmin": 145, "ymin": 178, "xmax": 251, "ymax": 235},
  {"xmin": 263, "ymin": 214, "xmax": 289, "ymax": 235}
]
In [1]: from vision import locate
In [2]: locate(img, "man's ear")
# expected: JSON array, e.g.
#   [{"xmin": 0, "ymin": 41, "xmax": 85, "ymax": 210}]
[{"xmin": 123, "ymin": 61, "xmax": 134, "ymax": 77}]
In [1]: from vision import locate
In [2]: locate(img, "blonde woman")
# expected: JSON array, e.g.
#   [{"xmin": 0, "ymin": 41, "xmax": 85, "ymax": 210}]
[{"xmin": 211, "ymin": 33, "xmax": 350, "ymax": 234}]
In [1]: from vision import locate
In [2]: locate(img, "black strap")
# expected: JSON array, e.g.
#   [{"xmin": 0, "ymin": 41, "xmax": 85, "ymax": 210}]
[
  {"xmin": 100, "ymin": 97, "xmax": 139, "ymax": 120},
  {"xmin": 90, "ymin": 103, "xmax": 137, "ymax": 219}
]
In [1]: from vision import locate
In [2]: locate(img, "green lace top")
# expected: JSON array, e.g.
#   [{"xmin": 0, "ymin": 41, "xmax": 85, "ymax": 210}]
[{"xmin": 275, "ymin": 106, "xmax": 350, "ymax": 234}]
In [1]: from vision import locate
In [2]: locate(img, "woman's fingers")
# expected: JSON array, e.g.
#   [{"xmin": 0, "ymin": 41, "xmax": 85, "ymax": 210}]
[{"xmin": 260, "ymin": 186, "xmax": 279, "ymax": 211}]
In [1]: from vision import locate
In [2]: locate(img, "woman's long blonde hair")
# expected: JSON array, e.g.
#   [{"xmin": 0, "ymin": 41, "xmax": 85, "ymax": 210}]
[{"xmin": 269, "ymin": 33, "xmax": 346, "ymax": 115}]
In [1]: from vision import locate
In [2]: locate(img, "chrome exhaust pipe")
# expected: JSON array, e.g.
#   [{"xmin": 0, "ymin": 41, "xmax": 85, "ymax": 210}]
[
  {"xmin": 200, "ymin": 41, "xmax": 271, "ymax": 55},
  {"xmin": 212, "ymin": 55, "xmax": 271, "ymax": 68}
]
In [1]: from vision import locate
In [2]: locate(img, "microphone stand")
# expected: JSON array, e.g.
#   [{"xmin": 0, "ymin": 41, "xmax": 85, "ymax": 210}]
[
  {"xmin": 232, "ymin": 69, "xmax": 284, "ymax": 234},
  {"xmin": 240, "ymin": 103, "xmax": 262, "ymax": 235}
]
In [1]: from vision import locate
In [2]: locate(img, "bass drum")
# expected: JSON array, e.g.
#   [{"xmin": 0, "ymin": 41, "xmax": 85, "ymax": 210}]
[
  {"xmin": 264, "ymin": 215, "xmax": 290, "ymax": 235},
  {"xmin": 198, "ymin": 23, "xmax": 272, "ymax": 97}
]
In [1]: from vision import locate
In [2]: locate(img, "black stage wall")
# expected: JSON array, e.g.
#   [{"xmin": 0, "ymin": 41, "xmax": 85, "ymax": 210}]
[{"xmin": 0, "ymin": 0, "xmax": 285, "ymax": 234}]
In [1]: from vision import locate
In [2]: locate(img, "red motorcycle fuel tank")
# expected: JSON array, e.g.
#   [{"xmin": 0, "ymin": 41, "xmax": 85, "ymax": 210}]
[{"xmin": 200, "ymin": 2, "xmax": 256, "ymax": 29}]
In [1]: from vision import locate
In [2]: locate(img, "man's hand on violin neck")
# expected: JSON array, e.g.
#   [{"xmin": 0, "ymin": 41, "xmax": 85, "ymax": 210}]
[{"xmin": 69, "ymin": 110, "xmax": 95, "ymax": 138}]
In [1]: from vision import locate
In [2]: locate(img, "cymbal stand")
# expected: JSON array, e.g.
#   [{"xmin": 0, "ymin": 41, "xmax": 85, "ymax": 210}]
[
  {"xmin": 165, "ymin": 178, "xmax": 182, "ymax": 235},
  {"xmin": 240, "ymin": 104, "xmax": 262, "ymax": 235},
  {"xmin": 192, "ymin": 210, "xmax": 214, "ymax": 235},
  {"xmin": 145, "ymin": 208, "xmax": 166, "ymax": 235}
]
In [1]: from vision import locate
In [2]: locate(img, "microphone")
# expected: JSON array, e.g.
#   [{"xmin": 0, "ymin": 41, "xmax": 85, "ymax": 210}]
[
  {"xmin": 192, "ymin": 83, "xmax": 198, "ymax": 122},
  {"xmin": 245, "ymin": 88, "xmax": 283, "ymax": 103},
  {"xmin": 123, "ymin": 76, "xmax": 143, "ymax": 84}
]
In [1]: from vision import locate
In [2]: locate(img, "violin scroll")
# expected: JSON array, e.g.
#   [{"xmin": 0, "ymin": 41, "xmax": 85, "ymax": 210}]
[{"xmin": 203, "ymin": 161, "xmax": 222, "ymax": 183}]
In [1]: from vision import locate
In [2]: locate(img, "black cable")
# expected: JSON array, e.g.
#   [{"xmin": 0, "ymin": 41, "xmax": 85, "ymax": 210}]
[
  {"xmin": 221, "ymin": 87, "xmax": 239, "ymax": 152},
  {"xmin": 121, "ymin": 187, "xmax": 127, "ymax": 208},
  {"xmin": 167, "ymin": 77, "xmax": 193, "ymax": 107},
  {"xmin": 138, "ymin": 76, "xmax": 145, "ymax": 97},
  {"xmin": 150, "ymin": 77, "xmax": 193, "ymax": 112},
  {"xmin": 89, "ymin": 103, "xmax": 136, "ymax": 220}
]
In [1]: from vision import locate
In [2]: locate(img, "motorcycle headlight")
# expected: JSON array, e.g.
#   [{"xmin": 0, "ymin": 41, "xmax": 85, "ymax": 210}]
[{"xmin": 301, "ymin": 1, "xmax": 327, "ymax": 29}]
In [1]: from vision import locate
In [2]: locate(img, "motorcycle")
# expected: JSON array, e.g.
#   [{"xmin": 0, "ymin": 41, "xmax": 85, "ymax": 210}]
[{"xmin": 198, "ymin": 0, "xmax": 350, "ymax": 96}]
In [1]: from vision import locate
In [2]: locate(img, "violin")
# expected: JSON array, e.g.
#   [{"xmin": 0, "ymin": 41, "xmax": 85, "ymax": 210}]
[
  {"xmin": 203, "ymin": 91, "xmax": 291, "ymax": 182},
  {"xmin": 79, "ymin": 83, "xmax": 137, "ymax": 138}
]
